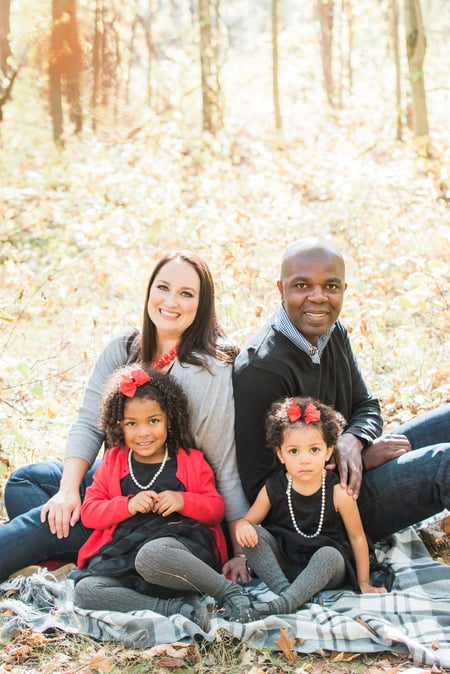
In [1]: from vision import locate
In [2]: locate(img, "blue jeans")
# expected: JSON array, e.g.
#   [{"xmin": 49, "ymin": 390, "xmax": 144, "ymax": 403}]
[
  {"xmin": 0, "ymin": 461, "xmax": 100, "ymax": 582},
  {"xmin": 358, "ymin": 404, "xmax": 450, "ymax": 541}
]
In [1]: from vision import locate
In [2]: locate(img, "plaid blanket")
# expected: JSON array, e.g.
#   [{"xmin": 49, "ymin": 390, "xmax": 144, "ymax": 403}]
[{"xmin": 1, "ymin": 528, "xmax": 449, "ymax": 668}]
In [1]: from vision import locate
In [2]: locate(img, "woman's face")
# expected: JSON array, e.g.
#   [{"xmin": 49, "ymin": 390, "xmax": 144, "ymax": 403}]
[{"xmin": 148, "ymin": 258, "xmax": 201, "ymax": 341}]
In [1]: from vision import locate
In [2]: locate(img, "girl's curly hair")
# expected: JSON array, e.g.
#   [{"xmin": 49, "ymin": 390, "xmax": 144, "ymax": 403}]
[
  {"xmin": 99, "ymin": 363, "xmax": 192, "ymax": 458},
  {"xmin": 265, "ymin": 396, "xmax": 346, "ymax": 452}
]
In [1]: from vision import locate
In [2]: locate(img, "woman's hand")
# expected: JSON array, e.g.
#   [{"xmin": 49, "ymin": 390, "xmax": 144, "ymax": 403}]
[
  {"xmin": 40, "ymin": 487, "xmax": 81, "ymax": 538},
  {"xmin": 222, "ymin": 555, "xmax": 252, "ymax": 584},
  {"xmin": 151, "ymin": 490, "xmax": 184, "ymax": 516}
]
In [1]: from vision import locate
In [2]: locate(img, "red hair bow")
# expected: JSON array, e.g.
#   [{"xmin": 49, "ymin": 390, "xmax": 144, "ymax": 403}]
[
  {"xmin": 120, "ymin": 369, "xmax": 151, "ymax": 398},
  {"xmin": 287, "ymin": 399, "xmax": 302, "ymax": 422},
  {"xmin": 304, "ymin": 402, "xmax": 321, "ymax": 424}
]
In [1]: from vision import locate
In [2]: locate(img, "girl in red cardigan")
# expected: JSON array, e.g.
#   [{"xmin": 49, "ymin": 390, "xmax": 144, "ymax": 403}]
[{"xmin": 73, "ymin": 364, "xmax": 255, "ymax": 627}]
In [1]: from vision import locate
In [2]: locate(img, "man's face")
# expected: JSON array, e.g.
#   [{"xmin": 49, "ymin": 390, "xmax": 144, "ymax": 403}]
[{"xmin": 277, "ymin": 249, "xmax": 346, "ymax": 344}]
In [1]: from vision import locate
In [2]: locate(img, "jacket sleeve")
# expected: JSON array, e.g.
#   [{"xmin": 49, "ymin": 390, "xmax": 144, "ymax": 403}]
[
  {"xmin": 80, "ymin": 451, "xmax": 132, "ymax": 529},
  {"xmin": 64, "ymin": 331, "xmax": 136, "ymax": 466},
  {"xmin": 178, "ymin": 450, "xmax": 225, "ymax": 526}
]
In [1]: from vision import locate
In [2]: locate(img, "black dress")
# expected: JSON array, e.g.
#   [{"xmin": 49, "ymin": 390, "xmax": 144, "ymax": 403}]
[{"xmin": 264, "ymin": 470, "xmax": 360, "ymax": 590}]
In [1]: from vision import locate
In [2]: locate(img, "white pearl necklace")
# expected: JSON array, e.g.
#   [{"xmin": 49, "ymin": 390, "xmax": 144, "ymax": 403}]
[
  {"xmin": 286, "ymin": 469, "xmax": 326, "ymax": 538},
  {"xmin": 127, "ymin": 446, "xmax": 169, "ymax": 490}
]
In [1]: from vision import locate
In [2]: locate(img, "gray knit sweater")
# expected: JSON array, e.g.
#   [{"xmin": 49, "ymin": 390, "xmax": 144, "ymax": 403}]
[{"xmin": 64, "ymin": 330, "xmax": 248, "ymax": 521}]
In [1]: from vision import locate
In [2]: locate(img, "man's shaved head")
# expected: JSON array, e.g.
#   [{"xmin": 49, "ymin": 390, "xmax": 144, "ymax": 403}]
[{"xmin": 280, "ymin": 238, "xmax": 345, "ymax": 282}]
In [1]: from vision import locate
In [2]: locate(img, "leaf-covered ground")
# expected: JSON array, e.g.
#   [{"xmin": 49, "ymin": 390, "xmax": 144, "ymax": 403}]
[{"xmin": 0, "ymin": 29, "xmax": 449, "ymax": 671}]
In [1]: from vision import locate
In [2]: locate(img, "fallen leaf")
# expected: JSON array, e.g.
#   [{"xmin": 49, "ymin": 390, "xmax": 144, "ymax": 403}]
[
  {"xmin": 88, "ymin": 651, "xmax": 114, "ymax": 672},
  {"xmin": 275, "ymin": 626, "xmax": 297, "ymax": 665},
  {"xmin": 330, "ymin": 650, "xmax": 361, "ymax": 662}
]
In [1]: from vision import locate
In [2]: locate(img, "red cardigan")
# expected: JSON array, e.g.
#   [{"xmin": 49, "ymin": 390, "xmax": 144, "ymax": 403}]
[{"xmin": 77, "ymin": 446, "xmax": 228, "ymax": 569}]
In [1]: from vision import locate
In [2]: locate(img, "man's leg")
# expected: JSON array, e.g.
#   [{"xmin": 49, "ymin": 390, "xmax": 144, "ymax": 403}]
[
  {"xmin": 391, "ymin": 404, "xmax": 450, "ymax": 449},
  {"xmin": 358, "ymin": 443, "xmax": 450, "ymax": 542}
]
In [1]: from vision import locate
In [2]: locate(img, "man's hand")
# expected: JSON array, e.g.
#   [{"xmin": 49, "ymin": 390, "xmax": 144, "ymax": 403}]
[
  {"xmin": 331, "ymin": 433, "xmax": 365, "ymax": 499},
  {"xmin": 222, "ymin": 555, "xmax": 252, "ymax": 584},
  {"xmin": 40, "ymin": 488, "xmax": 81, "ymax": 538},
  {"xmin": 362, "ymin": 435, "xmax": 411, "ymax": 470}
]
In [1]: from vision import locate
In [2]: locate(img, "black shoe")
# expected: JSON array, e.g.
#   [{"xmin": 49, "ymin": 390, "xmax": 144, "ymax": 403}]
[
  {"xmin": 220, "ymin": 587, "xmax": 257, "ymax": 623},
  {"xmin": 168, "ymin": 594, "xmax": 211, "ymax": 631}
]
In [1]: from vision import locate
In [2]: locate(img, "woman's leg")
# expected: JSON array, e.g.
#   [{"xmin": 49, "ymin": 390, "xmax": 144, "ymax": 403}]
[
  {"xmin": 255, "ymin": 546, "xmax": 346, "ymax": 615},
  {"xmin": 243, "ymin": 526, "xmax": 290, "ymax": 594},
  {"xmin": 135, "ymin": 537, "xmax": 256, "ymax": 622},
  {"xmin": 0, "ymin": 461, "xmax": 99, "ymax": 581},
  {"xmin": 73, "ymin": 575, "xmax": 210, "ymax": 629},
  {"xmin": 0, "ymin": 505, "xmax": 92, "ymax": 581},
  {"xmin": 4, "ymin": 461, "xmax": 99, "ymax": 519}
]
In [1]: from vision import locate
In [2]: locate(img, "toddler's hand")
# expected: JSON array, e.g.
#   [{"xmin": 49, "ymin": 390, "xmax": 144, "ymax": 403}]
[
  {"xmin": 359, "ymin": 581, "xmax": 387, "ymax": 594},
  {"xmin": 236, "ymin": 520, "xmax": 258, "ymax": 547}
]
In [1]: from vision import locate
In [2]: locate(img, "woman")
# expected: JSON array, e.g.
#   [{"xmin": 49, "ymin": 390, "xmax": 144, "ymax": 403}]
[{"xmin": 2, "ymin": 250, "xmax": 249, "ymax": 583}]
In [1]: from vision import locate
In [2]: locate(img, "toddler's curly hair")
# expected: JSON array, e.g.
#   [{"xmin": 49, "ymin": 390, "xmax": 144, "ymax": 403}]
[
  {"xmin": 265, "ymin": 396, "xmax": 346, "ymax": 451},
  {"xmin": 99, "ymin": 363, "xmax": 191, "ymax": 458}
]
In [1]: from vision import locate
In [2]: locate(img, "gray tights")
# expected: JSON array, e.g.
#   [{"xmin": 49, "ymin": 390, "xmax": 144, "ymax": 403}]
[
  {"xmin": 244, "ymin": 526, "xmax": 346, "ymax": 614},
  {"xmin": 75, "ymin": 537, "xmax": 238, "ymax": 611}
]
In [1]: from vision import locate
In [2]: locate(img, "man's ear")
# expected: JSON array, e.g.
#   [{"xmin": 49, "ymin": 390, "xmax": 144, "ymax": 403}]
[
  {"xmin": 276, "ymin": 447, "xmax": 285, "ymax": 464},
  {"xmin": 277, "ymin": 280, "xmax": 284, "ymax": 299}
]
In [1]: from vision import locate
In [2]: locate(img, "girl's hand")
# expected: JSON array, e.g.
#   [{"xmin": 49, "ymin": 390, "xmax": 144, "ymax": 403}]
[
  {"xmin": 235, "ymin": 519, "xmax": 259, "ymax": 547},
  {"xmin": 128, "ymin": 490, "xmax": 156, "ymax": 515},
  {"xmin": 359, "ymin": 581, "xmax": 387, "ymax": 594},
  {"xmin": 152, "ymin": 490, "xmax": 184, "ymax": 516}
]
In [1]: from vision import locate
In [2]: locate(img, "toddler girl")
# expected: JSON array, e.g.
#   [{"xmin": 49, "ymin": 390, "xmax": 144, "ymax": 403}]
[
  {"xmin": 73, "ymin": 364, "xmax": 255, "ymax": 626},
  {"xmin": 236, "ymin": 396, "xmax": 388, "ymax": 616}
]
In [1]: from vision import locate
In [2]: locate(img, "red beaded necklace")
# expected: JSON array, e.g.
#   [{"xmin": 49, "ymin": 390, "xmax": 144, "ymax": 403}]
[{"xmin": 152, "ymin": 346, "xmax": 178, "ymax": 370}]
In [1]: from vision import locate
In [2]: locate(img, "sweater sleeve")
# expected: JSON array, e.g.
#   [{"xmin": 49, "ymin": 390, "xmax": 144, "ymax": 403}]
[
  {"xmin": 64, "ymin": 330, "xmax": 136, "ymax": 466},
  {"xmin": 178, "ymin": 450, "xmax": 225, "ymax": 526},
  {"xmin": 340, "ymin": 328, "xmax": 383, "ymax": 445},
  {"xmin": 80, "ymin": 450, "xmax": 132, "ymax": 529},
  {"xmin": 171, "ymin": 358, "xmax": 249, "ymax": 521},
  {"xmin": 233, "ymin": 359, "xmax": 288, "ymax": 503}
]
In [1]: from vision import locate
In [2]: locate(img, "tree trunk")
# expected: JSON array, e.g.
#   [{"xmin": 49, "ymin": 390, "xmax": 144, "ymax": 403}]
[
  {"xmin": 91, "ymin": 0, "xmax": 102, "ymax": 130},
  {"xmin": 390, "ymin": 0, "xmax": 402, "ymax": 140},
  {"xmin": 404, "ymin": 0, "xmax": 429, "ymax": 136},
  {"xmin": 316, "ymin": 0, "xmax": 334, "ymax": 106},
  {"xmin": 0, "ymin": 0, "xmax": 11, "ymax": 72},
  {"xmin": 198, "ymin": 0, "xmax": 222, "ymax": 133},
  {"xmin": 272, "ymin": 0, "xmax": 282, "ymax": 130},
  {"xmin": 50, "ymin": 0, "xmax": 83, "ymax": 144}
]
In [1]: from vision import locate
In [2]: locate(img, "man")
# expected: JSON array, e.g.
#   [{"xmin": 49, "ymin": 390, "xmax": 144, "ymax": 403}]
[{"xmin": 233, "ymin": 237, "xmax": 449, "ymax": 542}]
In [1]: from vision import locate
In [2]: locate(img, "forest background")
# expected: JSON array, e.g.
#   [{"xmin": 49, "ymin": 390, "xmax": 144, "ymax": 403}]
[{"xmin": 0, "ymin": 0, "xmax": 449, "ymax": 672}]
